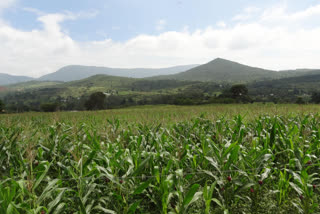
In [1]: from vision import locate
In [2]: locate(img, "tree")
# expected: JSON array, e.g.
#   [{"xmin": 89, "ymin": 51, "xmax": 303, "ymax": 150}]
[
  {"xmin": 40, "ymin": 103, "xmax": 59, "ymax": 112},
  {"xmin": 105, "ymin": 95, "xmax": 124, "ymax": 108},
  {"xmin": 0, "ymin": 99, "xmax": 4, "ymax": 112},
  {"xmin": 296, "ymin": 97, "xmax": 305, "ymax": 104},
  {"xmin": 230, "ymin": 84, "xmax": 248, "ymax": 98},
  {"xmin": 311, "ymin": 92, "xmax": 320, "ymax": 103},
  {"xmin": 227, "ymin": 84, "xmax": 251, "ymax": 103},
  {"xmin": 85, "ymin": 92, "xmax": 106, "ymax": 110}
]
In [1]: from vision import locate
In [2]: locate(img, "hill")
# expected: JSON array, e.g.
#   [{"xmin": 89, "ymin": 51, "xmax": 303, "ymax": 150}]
[
  {"xmin": 152, "ymin": 58, "xmax": 320, "ymax": 82},
  {"xmin": 250, "ymin": 71, "xmax": 320, "ymax": 90},
  {"xmin": 3, "ymin": 58, "xmax": 320, "ymax": 112},
  {"xmin": 151, "ymin": 58, "xmax": 280, "ymax": 82},
  {"xmin": 3, "ymin": 58, "xmax": 320, "ymax": 85},
  {"xmin": 0, "ymin": 80, "xmax": 62, "ymax": 97},
  {"xmin": 0, "ymin": 73, "xmax": 34, "ymax": 85},
  {"xmin": 1, "ymin": 74, "xmax": 221, "ymax": 111},
  {"xmin": 22, "ymin": 75, "xmax": 202, "ymax": 98},
  {"xmin": 248, "ymin": 72, "xmax": 320, "ymax": 102},
  {"xmin": 5, "ymin": 80, "xmax": 62, "ymax": 90},
  {"xmin": 4, "ymin": 70, "xmax": 320, "ymax": 111},
  {"xmin": 38, "ymin": 64, "xmax": 199, "ymax": 81}
]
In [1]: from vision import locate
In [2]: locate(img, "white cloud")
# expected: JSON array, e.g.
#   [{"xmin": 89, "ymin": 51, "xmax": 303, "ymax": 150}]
[
  {"xmin": 261, "ymin": 4, "xmax": 320, "ymax": 24},
  {"xmin": 24, "ymin": 8, "xmax": 99, "ymax": 20},
  {"xmin": 0, "ymin": 0, "xmax": 15, "ymax": 12},
  {"xmin": 216, "ymin": 21, "xmax": 226, "ymax": 28},
  {"xmin": 23, "ymin": 7, "xmax": 44, "ymax": 16},
  {"xmin": 1, "ymin": 4, "xmax": 320, "ymax": 77},
  {"xmin": 244, "ymin": 6, "xmax": 260, "ymax": 13},
  {"xmin": 232, "ymin": 6, "xmax": 260, "ymax": 21},
  {"xmin": 155, "ymin": 19, "xmax": 166, "ymax": 31}
]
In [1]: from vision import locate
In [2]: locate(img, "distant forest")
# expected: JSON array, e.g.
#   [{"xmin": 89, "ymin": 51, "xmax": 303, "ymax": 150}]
[{"xmin": 1, "ymin": 82, "xmax": 320, "ymax": 113}]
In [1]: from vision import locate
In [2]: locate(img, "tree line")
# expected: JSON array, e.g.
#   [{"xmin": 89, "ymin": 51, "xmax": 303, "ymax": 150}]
[{"xmin": 2, "ymin": 84, "xmax": 320, "ymax": 113}]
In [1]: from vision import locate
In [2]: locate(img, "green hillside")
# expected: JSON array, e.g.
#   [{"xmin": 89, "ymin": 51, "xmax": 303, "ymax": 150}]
[
  {"xmin": 248, "ymin": 72, "xmax": 320, "ymax": 102},
  {"xmin": 152, "ymin": 58, "xmax": 279, "ymax": 82},
  {"xmin": 152, "ymin": 58, "xmax": 320, "ymax": 82},
  {"xmin": 2, "ymin": 58, "xmax": 320, "ymax": 87},
  {"xmin": 5, "ymin": 80, "xmax": 62, "ymax": 90},
  {"xmin": 3, "ymin": 64, "xmax": 320, "ymax": 112},
  {"xmin": 1, "ymin": 74, "xmax": 224, "ymax": 111},
  {"xmin": 250, "ymin": 72, "xmax": 320, "ymax": 90},
  {"xmin": 2, "ymin": 74, "xmax": 206, "ymax": 99},
  {"xmin": 0, "ymin": 81, "xmax": 62, "ymax": 97}
]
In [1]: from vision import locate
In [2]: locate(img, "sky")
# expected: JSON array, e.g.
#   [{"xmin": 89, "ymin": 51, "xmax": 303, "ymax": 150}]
[{"xmin": 1, "ymin": 0, "xmax": 320, "ymax": 77}]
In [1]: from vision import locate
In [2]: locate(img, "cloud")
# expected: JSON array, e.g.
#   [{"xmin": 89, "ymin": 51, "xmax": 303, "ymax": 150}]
[
  {"xmin": 0, "ymin": 0, "xmax": 15, "ymax": 12},
  {"xmin": 232, "ymin": 6, "xmax": 260, "ymax": 21},
  {"xmin": 155, "ymin": 19, "xmax": 166, "ymax": 31},
  {"xmin": 260, "ymin": 4, "xmax": 320, "ymax": 24},
  {"xmin": 216, "ymin": 21, "xmax": 226, "ymax": 28},
  {"xmin": 23, "ymin": 7, "xmax": 44, "ymax": 16},
  {"xmin": 1, "ymin": 4, "xmax": 320, "ymax": 77},
  {"xmin": 244, "ymin": 6, "xmax": 260, "ymax": 14},
  {"xmin": 24, "ymin": 8, "xmax": 99, "ymax": 20}
]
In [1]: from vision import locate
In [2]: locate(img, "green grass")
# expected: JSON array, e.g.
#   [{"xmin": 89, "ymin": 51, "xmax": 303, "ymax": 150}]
[
  {"xmin": 5, "ymin": 81, "xmax": 62, "ymax": 89},
  {"xmin": 0, "ymin": 81, "xmax": 62, "ymax": 96},
  {"xmin": 3, "ymin": 103, "xmax": 320, "ymax": 124},
  {"xmin": 1, "ymin": 104, "xmax": 320, "ymax": 213}
]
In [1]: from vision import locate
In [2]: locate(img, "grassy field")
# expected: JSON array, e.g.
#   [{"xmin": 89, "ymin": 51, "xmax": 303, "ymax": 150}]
[
  {"xmin": 1, "ymin": 104, "xmax": 320, "ymax": 213},
  {"xmin": 2, "ymin": 103, "xmax": 320, "ymax": 125}
]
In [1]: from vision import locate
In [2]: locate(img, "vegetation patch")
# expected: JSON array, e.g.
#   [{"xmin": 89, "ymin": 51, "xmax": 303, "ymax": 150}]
[{"xmin": 1, "ymin": 105, "xmax": 320, "ymax": 213}]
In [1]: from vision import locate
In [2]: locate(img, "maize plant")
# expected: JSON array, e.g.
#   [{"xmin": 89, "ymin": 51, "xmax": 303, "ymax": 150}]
[{"xmin": 0, "ymin": 110, "xmax": 320, "ymax": 213}]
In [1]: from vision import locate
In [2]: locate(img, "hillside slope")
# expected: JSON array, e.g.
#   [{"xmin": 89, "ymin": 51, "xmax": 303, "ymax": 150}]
[
  {"xmin": 39, "ymin": 64, "xmax": 199, "ymax": 81},
  {"xmin": 152, "ymin": 58, "xmax": 320, "ymax": 82},
  {"xmin": 0, "ymin": 73, "xmax": 34, "ymax": 85},
  {"xmin": 152, "ymin": 58, "xmax": 280, "ymax": 82},
  {"xmin": 250, "ymin": 72, "xmax": 320, "ymax": 90}
]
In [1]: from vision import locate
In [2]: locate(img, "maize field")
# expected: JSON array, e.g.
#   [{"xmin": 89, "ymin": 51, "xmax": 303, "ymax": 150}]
[{"xmin": 1, "ymin": 104, "xmax": 320, "ymax": 213}]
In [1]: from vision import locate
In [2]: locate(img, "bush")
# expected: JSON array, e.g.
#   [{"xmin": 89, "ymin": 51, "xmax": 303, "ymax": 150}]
[
  {"xmin": 296, "ymin": 97, "xmax": 306, "ymax": 104},
  {"xmin": 311, "ymin": 92, "xmax": 320, "ymax": 103},
  {"xmin": 85, "ymin": 92, "xmax": 106, "ymax": 110},
  {"xmin": 40, "ymin": 103, "xmax": 59, "ymax": 112},
  {"xmin": 0, "ymin": 99, "xmax": 4, "ymax": 113}
]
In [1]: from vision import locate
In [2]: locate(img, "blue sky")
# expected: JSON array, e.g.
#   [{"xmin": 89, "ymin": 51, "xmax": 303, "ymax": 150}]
[
  {"xmin": 1, "ymin": 0, "xmax": 320, "ymax": 77},
  {"xmin": 4, "ymin": 0, "xmax": 317, "ymax": 41}
]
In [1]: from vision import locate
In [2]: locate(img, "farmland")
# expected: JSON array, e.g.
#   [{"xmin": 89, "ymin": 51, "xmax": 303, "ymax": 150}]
[{"xmin": 1, "ymin": 104, "xmax": 320, "ymax": 213}]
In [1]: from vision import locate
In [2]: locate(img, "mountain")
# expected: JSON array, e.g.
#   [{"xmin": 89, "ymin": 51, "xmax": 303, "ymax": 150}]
[
  {"xmin": 4, "ymin": 70, "xmax": 320, "ymax": 111},
  {"xmin": 0, "ymin": 73, "xmax": 34, "ymax": 85},
  {"xmin": 151, "ymin": 58, "xmax": 320, "ymax": 82},
  {"xmin": 3, "ymin": 58, "xmax": 320, "ymax": 86},
  {"xmin": 38, "ymin": 64, "xmax": 199, "ymax": 82},
  {"xmin": 151, "ymin": 58, "xmax": 281, "ymax": 82}
]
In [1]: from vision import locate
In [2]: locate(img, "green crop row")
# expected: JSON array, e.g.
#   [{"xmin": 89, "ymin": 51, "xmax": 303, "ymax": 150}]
[{"xmin": 1, "ymin": 109, "xmax": 320, "ymax": 213}]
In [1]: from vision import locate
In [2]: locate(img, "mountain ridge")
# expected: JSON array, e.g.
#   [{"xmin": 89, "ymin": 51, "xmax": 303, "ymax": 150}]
[
  {"xmin": 0, "ymin": 73, "xmax": 34, "ymax": 86},
  {"xmin": 150, "ymin": 58, "xmax": 320, "ymax": 82},
  {"xmin": 2, "ymin": 58, "xmax": 320, "ymax": 85},
  {"xmin": 38, "ymin": 64, "xmax": 199, "ymax": 82},
  {"xmin": 150, "ymin": 58, "xmax": 278, "ymax": 82}
]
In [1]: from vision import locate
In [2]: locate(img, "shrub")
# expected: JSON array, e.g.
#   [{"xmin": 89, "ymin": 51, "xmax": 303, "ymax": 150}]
[{"xmin": 40, "ymin": 103, "xmax": 59, "ymax": 112}]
